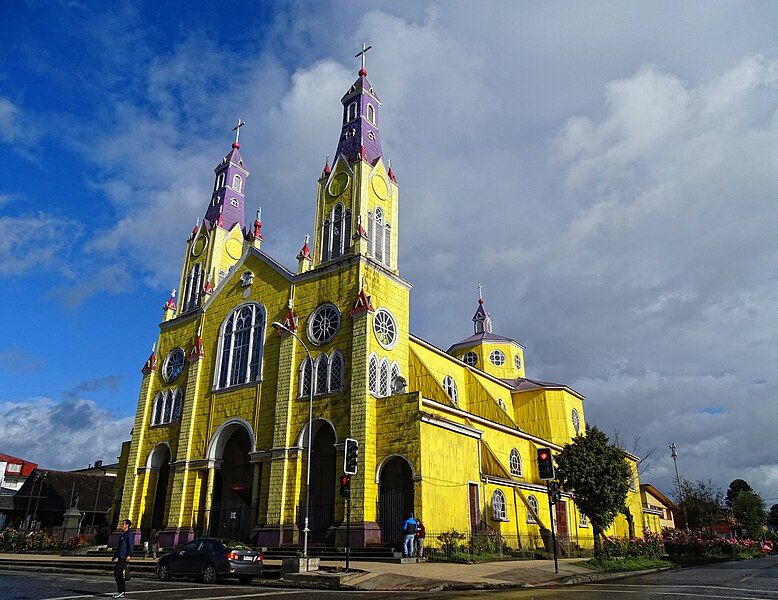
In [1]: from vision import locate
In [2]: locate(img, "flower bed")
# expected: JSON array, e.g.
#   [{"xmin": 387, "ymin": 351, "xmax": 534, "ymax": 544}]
[{"xmin": 663, "ymin": 531, "xmax": 760, "ymax": 559}]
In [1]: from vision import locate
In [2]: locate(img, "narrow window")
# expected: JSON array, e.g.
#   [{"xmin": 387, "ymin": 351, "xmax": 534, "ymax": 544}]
[
  {"xmin": 509, "ymin": 449, "xmax": 522, "ymax": 477},
  {"xmin": 347, "ymin": 102, "xmax": 358, "ymax": 121},
  {"xmin": 367, "ymin": 104, "xmax": 375, "ymax": 124},
  {"xmin": 379, "ymin": 358, "xmax": 390, "ymax": 397},
  {"xmin": 443, "ymin": 375, "xmax": 458, "ymax": 404},
  {"xmin": 491, "ymin": 490, "xmax": 507, "ymax": 521},
  {"xmin": 216, "ymin": 303, "xmax": 266, "ymax": 389},
  {"xmin": 527, "ymin": 495, "xmax": 539, "ymax": 523},
  {"xmin": 163, "ymin": 390, "xmax": 174, "ymax": 423},
  {"xmin": 314, "ymin": 354, "xmax": 328, "ymax": 395},
  {"xmin": 374, "ymin": 208, "xmax": 384, "ymax": 263},
  {"xmin": 172, "ymin": 389, "xmax": 183, "ymax": 421},
  {"xmin": 368, "ymin": 354, "xmax": 379, "ymax": 395},
  {"xmin": 300, "ymin": 357, "xmax": 313, "ymax": 397},
  {"xmin": 233, "ymin": 174, "xmax": 242, "ymax": 193},
  {"xmin": 322, "ymin": 219, "xmax": 331, "ymax": 262},
  {"xmin": 152, "ymin": 392, "xmax": 163, "ymax": 425},
  {"xmin": 331, "ymin": 203, "xmax": 344, "ymax": 259},
  {"xmin": 329, "ymin": 351, "xmax": 343, "ymax": 393}
]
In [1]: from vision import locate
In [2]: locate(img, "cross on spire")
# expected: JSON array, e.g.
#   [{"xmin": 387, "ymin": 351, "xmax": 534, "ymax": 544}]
[
  {"xmin": 477, "ymin": 281, "xmax": 484, "ymax": 303},
  {"xmin": 232, "ymin": 117, "xmax": 245, "ymax": 147},
  {"xmin": 355, "ymin": 43, "xmax": 372, "ymax": 76}
]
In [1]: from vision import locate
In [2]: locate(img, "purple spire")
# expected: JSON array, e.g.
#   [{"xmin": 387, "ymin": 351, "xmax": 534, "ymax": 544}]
[
  {"xmin": 204, "ymin": 122, "xmax": 250, "ymax": 232},
  {"xmin": 473, "ymin": 282, "xmax": 494, "ymax": 334},
  {"xmin": 334, "ymin": 64, "xmax": 383, "ymax": 165}
]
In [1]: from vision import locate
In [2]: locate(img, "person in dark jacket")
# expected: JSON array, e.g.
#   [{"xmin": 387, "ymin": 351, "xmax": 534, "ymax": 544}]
[{"xmin": 111, "ymin": 519, "xmax": 133, "ymax": 598}]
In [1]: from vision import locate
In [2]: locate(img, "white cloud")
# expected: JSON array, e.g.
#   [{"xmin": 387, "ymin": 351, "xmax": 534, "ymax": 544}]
[
  {"xmin": 0, "ymin": 213, "xmax": 82, "ymax": 276},
  {"xmin": 0, "ymin": 397, "xmax": 133, "ymax": 470}
]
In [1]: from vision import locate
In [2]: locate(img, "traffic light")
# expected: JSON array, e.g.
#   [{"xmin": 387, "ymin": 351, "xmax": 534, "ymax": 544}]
[
  {"xmin": 339, "ymin": 474, "xmax": 351, "ymax": 498},
  {"xmin": 549, "ymin": 482, "xmax": 562, "ymax": 504},
  {"xmin": 537, "ymin": 447, "xmax": 555, "ymax": 480},
  {"xmin": 344, "ymin": 438, "xmax": 359, "ymax": 475}
]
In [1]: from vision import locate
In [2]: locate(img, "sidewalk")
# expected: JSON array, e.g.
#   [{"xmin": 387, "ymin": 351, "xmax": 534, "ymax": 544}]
[{"xmin": 0, "ymin": 553, "xmax": 665, "ymax": 592}]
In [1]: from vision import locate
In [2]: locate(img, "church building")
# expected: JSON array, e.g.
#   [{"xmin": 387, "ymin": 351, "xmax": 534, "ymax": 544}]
[{"xmin": 118, "ymin": 52, "xmax": 645, "ymax": 551}]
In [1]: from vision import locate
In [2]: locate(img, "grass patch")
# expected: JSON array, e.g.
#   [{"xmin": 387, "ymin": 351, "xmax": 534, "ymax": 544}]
[
  {"xmin": 582, "ymin": 557, "xmax": 673, "ymax": 573},
  {"xmin": 669, "ymin": 552, "xmax": 760, "ymax": 567}
]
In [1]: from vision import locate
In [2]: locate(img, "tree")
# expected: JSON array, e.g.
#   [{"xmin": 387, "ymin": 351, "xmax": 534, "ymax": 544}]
[
  {"xmin": 725, "ymin": 479, "xmax": 753, "ymax": 507},
  {"xmin": 731, "ymin": 491, "xmax": 767, "ymax": 539},
  {"xmin": 677, "ymin": 478, "xmax": 723, "ymax": 536},
  {"xmin": 767, "ymin": 504, "xmax": 778, "ymax": 529},
  {"xmin": 555, "ymin": 425, "xmax": 632, "ymax": 557}
]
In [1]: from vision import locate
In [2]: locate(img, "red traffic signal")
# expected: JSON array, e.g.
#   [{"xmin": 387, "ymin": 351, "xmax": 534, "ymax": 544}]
[
  {"xmin": 339, "ymin": 474, "xmax": 351, "ymax": 499},
  {"xmin": 537, "ymin": 447, "xmax": 555, "ymax": 480},
  {"xmin": 340, "ymin": 474, "xmax": 351, "ymax": 486}
]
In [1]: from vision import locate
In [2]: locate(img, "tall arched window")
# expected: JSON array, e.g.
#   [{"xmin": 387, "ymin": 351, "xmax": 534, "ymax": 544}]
[
  {"xmin": 163, "ymin": 390, "xmax": 174, "ymax": 423},
  {"xmin": 216, "ymin": 303, "xmax": 266, "ymax": 389},
  {"xmin": 215, "ymin": 172, "xmax": 225, "ymax": 190},
  {"xmin": 172, "ymin": 389, "xmax": 183, "ymax": 421},
  {"xmin": 299, "ymin": 357, "xmax": 313, "ymax": 397},
  {"xmin": 347, "ymin": 102, "xmax": 358, "ymax": 121},
  {"xmin": 527, "ymin": 495, "xmax": 539, "ymax": 523},
  {"xmin": 509, "ymin": 449, "xmax": 522, "ymax": 477},
  {"xmin": 323, "ymin": 203, "xmax": 351, "ymax": 261},
  {"xmin": 379, "ymin": 357, "xmax": 390, "ymax": 397},
  {"xmin": 184, "ymin": 262, "xmax": 202, "ymax": 311},
  {"xmin": 491, "ymin": 490, "xmax": 507, "ymax": 521},
  {"xmin": 366, "ymin": 104, "xmax": 375, "ymax": 124},
  {"xmin": 368, "ymin": 208, "xmax": 390, "ymax": 266},
  {"xmin": 233, "ymin": 174, "xmax": 242, "ymax": 193},
  {"xmin": 314, "ymin": 354, "xmax": 329, "ymax": 395},
  {"xmin": 329, "ymin": 351, "xmax": 343, "ymax": 393},
  {"xmin": 152, "ymin": 392, "xmax": 163, "ymax": 425},
  {"xmin": 368, "ymin": 354, "xmax": 379, "ymax": 395},
  {"xmin": 443, "ymin": 375, "xmax": 458, "ymax": 404},
  {"xmin": 390, "ymin": 362, "xmax": 401, "ymax": 393}
]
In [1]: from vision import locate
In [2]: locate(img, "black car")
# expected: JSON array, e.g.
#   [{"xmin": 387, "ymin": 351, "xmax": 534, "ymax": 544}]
[{"xmin": 156, "ymin": 538, "xmax": 263, "ymax": 584}]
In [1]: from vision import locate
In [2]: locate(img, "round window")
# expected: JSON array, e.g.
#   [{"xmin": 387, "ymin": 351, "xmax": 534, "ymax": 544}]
[
  {"xmin": 373, "ymin": 308, "xmax": 398, "ymax": 349},
  {"xmin": 163, "ymin": 348, "xmax": 186, "ymax": 382},
  {"xmin": 463, "ymin": 351, "xmax": 477, "ymax": 367},
  {"xmin": 514, "ymin": 354, "xmax": 522, "ymax": 370},
  {"xmin": 308, "ymin": 303, "xmax": 341, "ymax": 346},
  {"xmin": 489, "ymin": 349, "xmax": 506, "ymax": 366},
  {"xmin": 572, "ymin": 408, "xmax": 581, "ymax": 435}
]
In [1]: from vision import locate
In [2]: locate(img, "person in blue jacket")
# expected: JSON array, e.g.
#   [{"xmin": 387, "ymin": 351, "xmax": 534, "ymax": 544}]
[
  {"xmin": 402, "ymin": 513, "xmax": 417, "ymax": 557},
  {"xmin": 111, "ymin": 519, "xmax": 133, "ymax": 598}
]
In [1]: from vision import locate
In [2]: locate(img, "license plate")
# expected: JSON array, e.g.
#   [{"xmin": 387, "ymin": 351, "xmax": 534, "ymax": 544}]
[{"xmin": 242, "ymin": 556, "xmax": 254, "ymax": 561}]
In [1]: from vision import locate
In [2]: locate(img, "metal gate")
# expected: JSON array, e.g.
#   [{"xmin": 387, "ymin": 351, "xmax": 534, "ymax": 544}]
[
  {"xmin": 379, "ymin": 457, "xmax": 414, "ymax": 545},
  {"xmin": 210, "ymin": 505, "xmax": 253, "ymax": 542}
]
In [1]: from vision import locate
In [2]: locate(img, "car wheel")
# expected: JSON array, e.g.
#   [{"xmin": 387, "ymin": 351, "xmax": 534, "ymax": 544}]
[
  {"xmin": 201, "ymin": 562, "xmax": 217, "ymax": 584},
  {"xmin": 238, "ymin": 576, "xmax": 253, "ymax": 585},
  {"xmin": 157, "ymin": 562, "xmax": 170, "ymax": 581}
]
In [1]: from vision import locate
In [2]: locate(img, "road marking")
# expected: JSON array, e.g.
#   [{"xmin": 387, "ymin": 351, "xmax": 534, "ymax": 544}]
[
  {"xmin": 563, "ymin": 588, "xmax": 773, "ymax": 600},
  {"xmin": 182, "ymin": 591, "xmax": 303, "ymax": 600},
  {"xmin": 40, "ymin": 585, "xmax": 239, "ymax": 600},
  {"xmin": 588, "ymin": 583, "xmax": 778, "ymax": 595}
]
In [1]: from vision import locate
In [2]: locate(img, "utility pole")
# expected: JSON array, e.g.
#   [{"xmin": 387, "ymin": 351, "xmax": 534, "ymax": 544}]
[{"xmin": 670, "ymin": 443, "xmax": 690, "ymax": 532}]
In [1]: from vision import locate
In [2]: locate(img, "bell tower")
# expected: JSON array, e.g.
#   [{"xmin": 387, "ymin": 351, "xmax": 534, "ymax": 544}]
[{"xmin": 312, "ymin": 45, "xmax": 400, "ymax": 274}]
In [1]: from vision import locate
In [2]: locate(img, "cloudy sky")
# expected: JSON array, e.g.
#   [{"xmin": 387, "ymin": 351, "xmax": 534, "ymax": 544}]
[{"xmin": 1, "ymin": 0, "xmax": 777, "ymax": 503}]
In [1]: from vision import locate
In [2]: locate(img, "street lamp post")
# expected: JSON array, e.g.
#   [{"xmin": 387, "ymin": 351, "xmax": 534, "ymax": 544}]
[
  {"xmin": 272, "ymin": 320, "xmax": 314, "ymax": 558},
  {"xmin": 23, "ymin": 473, "xmax": 40, "ymax": 531},
  {"xmin": 670, "ymin": 443, "xmax": 690, "ymax": 532}
]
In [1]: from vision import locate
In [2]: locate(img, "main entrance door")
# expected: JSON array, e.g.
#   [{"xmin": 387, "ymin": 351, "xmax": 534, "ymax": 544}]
[
  {"xmin": 150, "ymin": 447, "xmax": 171, "ymax": 532},
  {"xmin": 307, "ymin": 425, "xmax": 336, "ymax": 544},
  {"xmin": 379, "ymin": 457, "xmax": 414, "ymax": 546},
  {"xmin": 210, "ymin": 428, "xmax": 252, "ymax": 541}
]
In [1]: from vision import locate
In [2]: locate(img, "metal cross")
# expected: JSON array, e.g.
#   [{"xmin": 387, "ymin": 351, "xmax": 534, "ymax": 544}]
[
  {"xmin": 355, "ymin": 43, "xmax": 372, "ymax": 71},
  {"xmin": 232, "ymin": 118, "xmax": 245, "ymax": 144},
  {"xmin": 477, "ymin": 281, "xmax": 483, "ymax": 301}
]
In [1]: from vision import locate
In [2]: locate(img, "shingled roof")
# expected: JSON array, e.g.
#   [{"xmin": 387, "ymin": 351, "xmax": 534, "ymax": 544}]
[{"xmin": 12, "ymin": 469, "xmax": 115, "ymax": 514}]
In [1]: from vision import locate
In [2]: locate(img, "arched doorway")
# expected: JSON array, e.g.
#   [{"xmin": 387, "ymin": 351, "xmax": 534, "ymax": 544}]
[
  {"xmin": 305, "ymin": 422, "xmax": 337, "ymax": 544},
  {"xmin": 379, "ymin": 456, "xmax": 414, "ymax": 546},
  {"xmin": 148, "ymin": 444, "xmax": 172, "ymax": 533},
  {"xmin": 209, "ymin": 427, "xmax": 253, "ymax": 541}
]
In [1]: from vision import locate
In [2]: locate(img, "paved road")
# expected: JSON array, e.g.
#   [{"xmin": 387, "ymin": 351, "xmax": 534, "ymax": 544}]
[{"xmin": 1, "ymin": 555, "xmax": 776, "ymax": 599}]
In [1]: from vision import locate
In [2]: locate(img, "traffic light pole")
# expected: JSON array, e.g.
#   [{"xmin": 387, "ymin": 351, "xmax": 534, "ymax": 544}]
[
  {"xmin": 345, "ymin": 494, "xmax": 351, "ymax": 573},
  {"xmin": 546, "ymin": 481, "xmax": 558, "ymax": 574}
]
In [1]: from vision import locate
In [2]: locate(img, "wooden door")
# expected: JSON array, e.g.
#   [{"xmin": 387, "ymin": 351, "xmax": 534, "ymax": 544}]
[{"xmin": 468, "ymin": 483, "xmax": 480, "ymax": 532}]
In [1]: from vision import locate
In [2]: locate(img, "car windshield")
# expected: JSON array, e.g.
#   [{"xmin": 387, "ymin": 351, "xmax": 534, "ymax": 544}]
[{"xmin": 222, "ymin": 540, "xmax": 252, "ymax": 550}]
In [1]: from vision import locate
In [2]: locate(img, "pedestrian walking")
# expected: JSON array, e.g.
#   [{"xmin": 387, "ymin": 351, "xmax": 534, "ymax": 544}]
[
  {"xmin": 402, "ymin": 513, "xmax": 417, "ymax": 557},
  {"xmin": 414, "ymin": 517, "xmax": 426, "ymax": 558},
  {"xmin": 150, "ymin": 528, "xmax": 159, "ymax": 559},
  {"xmin": 111, "ymin": 518, "xmax": 133, "ymax": 598}
]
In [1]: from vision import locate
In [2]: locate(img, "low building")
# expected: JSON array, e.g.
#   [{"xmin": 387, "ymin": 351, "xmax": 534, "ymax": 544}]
[
  {"xmin": 640, "ymin": 483, "xmax": 677, "ymax": 533},
  {"xmin": 0, "ymin": 453, "xmax": 38, "ymax": 492}
]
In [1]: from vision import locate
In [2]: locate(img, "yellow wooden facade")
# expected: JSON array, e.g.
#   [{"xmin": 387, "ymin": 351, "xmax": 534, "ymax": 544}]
[{"xmin": 117, "ymin": 66, "xmax": 648, "ymax": 551}]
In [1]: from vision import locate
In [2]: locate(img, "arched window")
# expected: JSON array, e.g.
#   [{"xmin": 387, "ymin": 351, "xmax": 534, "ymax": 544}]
[
  {"xmin": 215, "ymin": 172, "xmax": 225, "ymax": 190},
  {"xmin": 368, "ymin": 208, "xmax": 390, "ymax": 266},
  {"xmin": 347, "ymin": 102, "xmax": 358, "ymax": 122},
  {"xmin": 314, "ymin": 354, "xmax": 329, "ymax": 395},
  {"xmin": 509, "ymin": 449, "xmax": 522, "ymax": 477},
  {"xmin": 299, "ymin": 357, "xmax": 313, "ymax": 397},
  {"xmin": 491, "ymin": 490, "xmax": 507, "ymax": 521},
  {"xmin": 379, "ymin": 358, "xmax": 390, "ymax": 397},
  {"xmin": 390, "ymin": 362, "xmax": 401, "ymax": 392},
  {"xmin": 527, "ymin": 495, "xmax": 539, "ymax": 523},
  {"xmin": 324, "ymin": 203, "xmax": 351, "ymax": 261},
  {"xmin": 216, "ymin": 303, "xmax": 266, "ymax": 389},
  {"xmin": 443, "ymin": 375, "xmax": 458, "ymax": 404},
  {"xmin": 152, "ymin": 392, "xmax": 163, "ymax": 425},
  {"xmin": 367, "ymin": 104, "xmax": 375, "ymax": 124},
  {"xmin": 163, "ymin": 390, "xmax": 174, "ymax": 423},
  {"xmin": 329, "ymin": 351, "xmax": 344, "ymax": 393},
  {"xmin": 368, "ymin": 354, "xmax": 379, "ymax": 395},
  {"xmin": 572, "ymin": 408, "xmax": 581, "ymax": 435},
  {"xmin": 172, "ymin": 389, "xmax": 183, "ymax": 421},
  {"xmin": 233, "ymin": 174, "xmax": 242, "ymax": 193},
  {"xmin": 184, "ymin": 262, "xmax": 203, "ymax": 311}
]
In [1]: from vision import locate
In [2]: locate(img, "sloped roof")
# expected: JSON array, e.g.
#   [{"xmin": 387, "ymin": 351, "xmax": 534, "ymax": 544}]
[
  {"xmin": 447, "ymin": 331, "xmax": 520, "ymax": 352},
  {"xmin": 12, "ymin": 469, "xmax": 115, "ymax": 514},
  {"xmin": 0, "ymin": 453, "xmax": 38, "ymax": 477},
  {"xmin": 500, "ymin": 376, "xmax": 585, "ymax": 400}
]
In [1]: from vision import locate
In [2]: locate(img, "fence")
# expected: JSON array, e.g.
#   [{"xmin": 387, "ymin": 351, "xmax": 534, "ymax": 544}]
[{"xmin": 420, "ymin": 529, "xmax": 597, "ymax": 562}]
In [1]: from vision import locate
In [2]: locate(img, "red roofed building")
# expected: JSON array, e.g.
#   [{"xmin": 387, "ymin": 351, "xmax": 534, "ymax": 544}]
[{"xmin": 0, "ymin": 453, "xmax": 38, "ymax": 492}]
